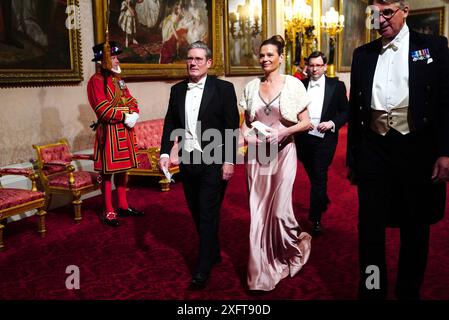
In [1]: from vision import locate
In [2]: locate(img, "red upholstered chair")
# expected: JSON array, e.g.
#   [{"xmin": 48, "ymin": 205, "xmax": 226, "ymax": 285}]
[
  {"xmin": 32, "ymin": 139, "xmax": 100, "ymax": 223},
  {"xmin": 0, "ymin": 168, "xmax": 46, "ymax": 251},
  {"xmin": 128, "ymin": 119, "xmax": 179, "ymax": 191}
]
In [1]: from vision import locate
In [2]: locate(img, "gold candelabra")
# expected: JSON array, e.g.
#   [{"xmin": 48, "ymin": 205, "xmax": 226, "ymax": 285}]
[
  {"xmin": 284, "ymin": 0, "xmax": 315, "ymax": 75},
  {"xmin": 229, "ymin": 0, "xmax": 261, "ymax": 66},
  {"xmin": 321, "ymin": 6, "xmax": 344, "ymax": 77}
]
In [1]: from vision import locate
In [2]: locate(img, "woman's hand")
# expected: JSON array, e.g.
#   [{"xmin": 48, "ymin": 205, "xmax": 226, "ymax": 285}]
[
  {"xmin": 265, "ymin": 127, "xmax": 288, "ymax": 145},
  {"xmin": 241, "ymin": 117, "xmax": 265, "ymax": 145},
  {"xmin": 244, "ymin": 133, "xmax": 264, "ymax": 145},
  {"xmin": 306, "ymin": 121, "xmax": 315, "ymax": 131}
]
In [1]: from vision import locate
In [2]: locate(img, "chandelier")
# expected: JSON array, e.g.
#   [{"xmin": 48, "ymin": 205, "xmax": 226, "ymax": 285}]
[
  {"xmin": 284, "ymin": 0, "xmax": 314, "ymax": 74},
  {"xmin": 285, "ymin": 0, "xmax": 313, "ymax": 30},
  {"xmin": 229, "ymin": 0, "xmax": 262, "ymax": 62},
  {"xmin": 321, "ymin": 6, "xmax": 344, "ymax": 37}
]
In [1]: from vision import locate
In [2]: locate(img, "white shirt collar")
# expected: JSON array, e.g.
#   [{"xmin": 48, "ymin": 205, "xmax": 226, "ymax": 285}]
[
  {"xmin": 189, "ymin": 75, "xmax": 207, "ymax": 85},
  {"xmin": 382, "ymin": 23, "xmax": 409, "ymax": 51},
  {"xmin": 309, "ymin": 74, "xmax": 325, "ymax": 88}
]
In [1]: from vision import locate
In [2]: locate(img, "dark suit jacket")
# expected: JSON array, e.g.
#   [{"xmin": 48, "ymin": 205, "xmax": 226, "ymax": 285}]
[
  {"xmin": 347, "ymin": 31, "xmax": 449, "ymax": 224},
  {"xmin": 296, "ymin": 76, "xmax": 349, "ymax": 154},
  {"xmin": 160, "ymin": 76, "xmax": 240, "ymax": 164}
]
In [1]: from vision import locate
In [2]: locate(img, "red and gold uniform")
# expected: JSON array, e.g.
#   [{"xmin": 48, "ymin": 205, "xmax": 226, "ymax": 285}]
[{"xmin": 87, "ymin": 72, "xmax": 139, "ymax": 174}]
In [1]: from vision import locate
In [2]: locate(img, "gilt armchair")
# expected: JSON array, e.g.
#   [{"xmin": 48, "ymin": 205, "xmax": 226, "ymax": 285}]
[
  {"xmin": 32, "ymin": 139, "xmax": 100, "ymax": 223},
  {"xmin": 0, "ymin": 167, "xmax": 46, "ymax": 251},
  {"xmin": 127, "ymin": 119, "xmax": 179, "ymax": 191}
]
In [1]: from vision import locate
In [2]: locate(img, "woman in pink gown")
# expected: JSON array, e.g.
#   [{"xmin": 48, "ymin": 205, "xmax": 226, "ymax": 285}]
[{"xmin": 240, "ymin": 35, "xmax": 313, "ymax": 291}]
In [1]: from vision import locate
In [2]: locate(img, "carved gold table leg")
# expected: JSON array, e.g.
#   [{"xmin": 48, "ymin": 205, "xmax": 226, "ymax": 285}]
[{"xmin": 72, "ymin": 193, "xmax": 82, "ymax": 223}]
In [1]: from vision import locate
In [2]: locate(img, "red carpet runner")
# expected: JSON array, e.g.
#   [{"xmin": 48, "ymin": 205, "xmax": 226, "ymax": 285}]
[{"xmin": 1, "ymin": 126, "xmax": 448, "ymax": 300}]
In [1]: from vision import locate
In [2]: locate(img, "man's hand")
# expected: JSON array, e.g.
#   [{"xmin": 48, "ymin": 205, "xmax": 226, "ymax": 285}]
[
  {"xmin": 432, "ymin": 156, "xmax": 449, "ymax": 182},
  {"xmin": 222, "ymin": 163, "xmax": 234, "ymax": 181},
  {"xmin": 159, "ymin": 157, "xmax": 170, "ymax": 172},
  {"xmin": 317, "ymin": 121, "xmax": 334, "ymax": 133}
]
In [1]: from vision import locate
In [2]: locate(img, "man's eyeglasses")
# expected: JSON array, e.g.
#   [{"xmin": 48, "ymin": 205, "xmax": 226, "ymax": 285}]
[
  {"xmin": 186, "ymin": 57, "xmax": 206, "ymax": 65},
  {"xmin": 378, "ymin": 7, "xmax": 400, "ymax": 20},
  {"xmin": 308, "ymin": 64, "xmax": 324, "ymax": 69}
]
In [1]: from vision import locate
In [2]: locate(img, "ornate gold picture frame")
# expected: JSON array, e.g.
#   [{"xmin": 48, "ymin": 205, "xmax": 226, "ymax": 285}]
[
  {"xmin": 223, "ymin": 0, "xmax": 267, "ymax": 76},
  {"xmin": 408, "ymin": 7, "xmax": 446, "ymax": 37},
  {"xmin": 0, "ymin": 0, "xmax": 83, "ymax": 86},
  {"xmin": 337, "ymin": 0, "xmax": 368, "ymax": 72},
  {"xmin": 92, "ymin": 0, "xmax": 224, "ymax": 79}
]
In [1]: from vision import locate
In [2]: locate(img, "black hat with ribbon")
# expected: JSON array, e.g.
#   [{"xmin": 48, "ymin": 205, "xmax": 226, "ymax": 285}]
[
  {"xmin": 91, "ymin": 41, "xmax": 122, "ymax": 62},
  {"xmin": 91, "ymin": 0, "xmax": 119, "ymax": 70}
]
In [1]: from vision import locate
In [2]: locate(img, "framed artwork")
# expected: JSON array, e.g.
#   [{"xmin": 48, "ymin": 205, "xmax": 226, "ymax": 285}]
[
  {"xmin": 408, "ymin": 7, "xmax": 445, "ymax": 36},
  {"xmin": 0, "ymin": 0, "xmax": 83, "ymax": 86},
  {"xmin": 337, "ymin": 0, "xmax": 368, "ymax": 72},
  {"xmin": 223, "ymin": 0, "xmax": 267, "ymax": 76},
  {"xmin": 92, "ymin": 0, "xmax": 224, "ymax": 79}
]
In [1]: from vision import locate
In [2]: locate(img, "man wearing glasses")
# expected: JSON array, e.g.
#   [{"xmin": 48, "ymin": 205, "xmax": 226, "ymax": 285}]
[
  {"xmin": 347, "ymin": 0, "xmax": 449, "ymax": 299},
  {"xmin": 159, "ymin": 41, "xmax": 240, "ymax": 290},
  {"xmin": 295, "ymin": 51, "xmax": 349, "ymax": 235}
]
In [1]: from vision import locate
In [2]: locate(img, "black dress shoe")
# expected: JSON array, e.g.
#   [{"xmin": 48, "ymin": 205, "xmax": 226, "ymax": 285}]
[
  {"xmin": 188, "ymin": 272, "xmax": 209, "ymax": 290},
  {"xmin": 116, "ymin": 207, "xmax": 144, "ymax": 217},
  {"xmin": 103, "ymin": 212, "xmax": 120, "ymax": 227},
  {"xmin": 312, "ymin": 221, "xmax": 322, "ymax": 235}
]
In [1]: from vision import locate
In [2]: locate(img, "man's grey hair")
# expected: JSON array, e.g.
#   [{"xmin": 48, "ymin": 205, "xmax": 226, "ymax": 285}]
[
  {"xmin": 369, "ymin": 0, "xmax": 409, "ymax": 9},
  {"xmin": 187, "ymin": 41, "xmax": 212, "ymax": 59}
]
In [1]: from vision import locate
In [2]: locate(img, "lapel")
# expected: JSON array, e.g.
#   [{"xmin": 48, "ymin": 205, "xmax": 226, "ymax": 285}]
[
  {"xmin": 321, "ymin": 76, "xmax": 334, "ymax": 119},
  {"xmin": 302, "ymin": 79, "xmax": 310, "ymax": 89},
  {"xmin": 408, "ymin": 31, "xmax": 421, "ymax": 109},
  {"xmin": 177, "ymin": 80, "xmax": 188, "ymax": 128},
  {"xmin": 198, "ymin": 76, "xmax": 215, "ymax": 120},
  {"xmin": 363, "ymin": 39, "xmax": 382, "ymax": 107}
]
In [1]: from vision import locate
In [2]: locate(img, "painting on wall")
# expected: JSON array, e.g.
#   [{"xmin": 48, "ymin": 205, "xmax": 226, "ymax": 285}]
[
  {"xmin": 408, "ymin": 7, "xmax": 445, "ymax": 36},
  {"xmin": 337, "ymin": 0, "xmax": 368, "ymax": 72},
  {"xmin": 0, "ymin": 0, "xmax": 83, "ymax": 86},
  {"xmin": 92, "ymin": 0, "xmax": 224, "ymax": 79},
  {"xmin": 224, "ymin": 0, "xmax": 267, "ymax": 75}
]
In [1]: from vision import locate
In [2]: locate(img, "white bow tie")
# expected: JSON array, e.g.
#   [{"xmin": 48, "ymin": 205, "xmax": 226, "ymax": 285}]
[
  {"xmin": 382, "ymin": 41, "xmax": 399, "ymax": 52},
  {"xmin": 310, "ymin": 81, "xmax": 320, "ymax": 88},
  {"xmin": 386, "ymin": 43, "xmax": 398, "ymax": 51},
  {"xmin": 187, "ymin": 82, "xmax": 204, "ymax": 90}
]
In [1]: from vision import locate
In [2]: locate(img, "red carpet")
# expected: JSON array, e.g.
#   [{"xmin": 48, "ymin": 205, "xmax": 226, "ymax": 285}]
[{"xmin": 1, "ymin": 126, "xmax": 448, "ymax": 300}]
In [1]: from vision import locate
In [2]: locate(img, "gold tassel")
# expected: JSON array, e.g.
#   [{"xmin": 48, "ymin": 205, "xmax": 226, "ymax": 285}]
[{"xmin": 102, "ymin": 31, "xmax": 112, "ymax": 70}]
